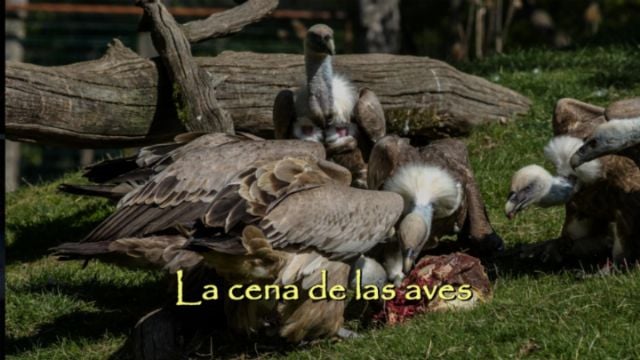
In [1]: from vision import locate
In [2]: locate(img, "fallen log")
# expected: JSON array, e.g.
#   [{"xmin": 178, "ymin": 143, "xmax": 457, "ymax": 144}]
[{"xmin": 5, "ymin": 40, "xmax": 531, "ymax": 148}]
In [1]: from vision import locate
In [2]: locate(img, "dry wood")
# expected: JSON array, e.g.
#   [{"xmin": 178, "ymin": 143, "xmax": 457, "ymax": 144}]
[
  {"xmin": 138, "ymin": 0, "xmax": 234, "ymax": 133},
  {"xmin": 5, "ymin": 40, "xmax": 531, "ymax": 148},
  {"xmin": 181, "ymin": 0, "xmax": 278, "ymax": 42}
]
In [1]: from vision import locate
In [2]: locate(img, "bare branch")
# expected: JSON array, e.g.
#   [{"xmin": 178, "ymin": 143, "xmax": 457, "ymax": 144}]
[{"xmin": 182, "ymin": 0, "xmax": 279, "ymax": 43}]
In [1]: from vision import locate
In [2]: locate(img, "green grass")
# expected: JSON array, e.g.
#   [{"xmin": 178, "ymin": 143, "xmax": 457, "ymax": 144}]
[{"xmin": 6, "ymin": 46, "xmax": 640, "ymax": 359}]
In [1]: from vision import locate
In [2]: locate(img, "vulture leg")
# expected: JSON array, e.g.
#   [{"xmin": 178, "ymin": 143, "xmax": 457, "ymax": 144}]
[{"xmin": 273, "ymin": 89, "xmax": 296, "ymax": 139}]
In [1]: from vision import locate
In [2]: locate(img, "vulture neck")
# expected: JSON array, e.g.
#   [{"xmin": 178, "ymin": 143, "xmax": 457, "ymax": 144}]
[
  {"xmin": 414, "ymin": 203, "xmax": 434, "ymax": 229},
  {"xmin": 305, "ymin": 53, "xmax": 333, "ymax": 102},
  {"xmin": 539, "ymin": 176, "xmax": 575, "ymax": 207},
  {"xmin": 412, "ymin": 203, "xmax": 434, "ymax": 248}
]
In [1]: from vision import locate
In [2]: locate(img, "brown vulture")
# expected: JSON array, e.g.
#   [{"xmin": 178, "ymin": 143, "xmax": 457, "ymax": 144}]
[
  {"xmin": 51, "ymin": 134, "xmax": 329, "ymax": 271},
  {"xmin": 506, "ymin": 98, "xmax": 640, "ymax": 263},
  {"xmin": 272, "ymin": 24, "xmax": 386, "ymax": 188},
  {"xmin": 367, "ymin": 135, "xmax": 503, "ymax": 284},
  {"xmin": 184, "ymin": 156, "xmax": 404, "ymax": 342}
]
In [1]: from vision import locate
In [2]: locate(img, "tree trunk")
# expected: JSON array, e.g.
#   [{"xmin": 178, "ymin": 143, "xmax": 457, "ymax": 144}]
[
  {"xmin": 5, "ymin": 40, "xmax": 531, "ymax": 148},
  {"xmin": 356, "ymin": 0, "xmax": 401, "ymax": 53}
]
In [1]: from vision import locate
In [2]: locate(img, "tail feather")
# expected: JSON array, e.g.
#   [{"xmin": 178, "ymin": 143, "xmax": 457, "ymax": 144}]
[
  {"xmin": 83, "ymin": 156, "xmax": 139, "ymax": 183},
  {"xmin": 50, "ymin": 241, "xmax": 113, "ymax": 260},
  {"xmin": 58, "ymin": 183, "xmax": 132, "ymax": 201}
]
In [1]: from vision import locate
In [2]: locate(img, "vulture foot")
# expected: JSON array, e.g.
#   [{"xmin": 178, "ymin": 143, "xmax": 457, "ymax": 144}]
[
  {"xmin": 337, "ymin": 327, "xmax": 361, "ymax": 339},
  {"xmin": 459, "ymin": 232, "xmax": 505, "ymax": 257},
  {"xmin": 514, "ymin": 238, "xmax": 567, "ymax": 264}
]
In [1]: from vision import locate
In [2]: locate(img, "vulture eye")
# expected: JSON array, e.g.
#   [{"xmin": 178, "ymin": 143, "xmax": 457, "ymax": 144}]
[
  {"xmin": 588, "ymin": 139, "xmax": 598, "ymax": 148},
  {"xmin": 324, "ymin": 35, "xmax": 331, "ymax": 41}
]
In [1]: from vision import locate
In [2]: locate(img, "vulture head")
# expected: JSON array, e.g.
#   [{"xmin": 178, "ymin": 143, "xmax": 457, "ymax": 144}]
[
  {"xmin": 384, "ymin": 164, "xmax": 462, "ymax": 273},
  {"xmin": 304, "ymin": 24, "xmax": 336, "ymax": 56},
  {"xmin": 506, "ymin": 136, "xmax": 604, "ymax": 219},
  {"xmin": 505, "ymin": 165, "xmax": 557, "ymax": 219},
  {"xmin": 570, "ymin": 119, "xmax": 640, "ymax": 168}
]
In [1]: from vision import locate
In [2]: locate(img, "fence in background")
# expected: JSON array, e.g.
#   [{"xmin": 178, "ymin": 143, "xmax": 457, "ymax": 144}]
[{"xmin": 4, "ymin": 0, "xmax": 349, "ymax": 189}]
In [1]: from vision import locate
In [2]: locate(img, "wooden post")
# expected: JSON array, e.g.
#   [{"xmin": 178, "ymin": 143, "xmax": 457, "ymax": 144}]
[
  {"xmin": 137, "ymin": 0, "xmax": 234, "ymax": 134},
  {"xmin": 5, "ymin": 0, "xmax": 27, "ymax": 192}
]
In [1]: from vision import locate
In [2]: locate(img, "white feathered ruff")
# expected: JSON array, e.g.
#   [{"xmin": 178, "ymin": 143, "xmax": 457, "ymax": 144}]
[
  {"xmin": 384, "ymin": 165, "xmax": 462, "ymax": 218},
  {"xmin": 293, "ymin": 73, "xmax": 356, "ymax": 125},
  {"xmin": 330, "ymin": 74, "xmax": 357, "ymax": 125},
  {"xmin": 544, "ymin": 136, "xmax": 602, "ymax": 184}
]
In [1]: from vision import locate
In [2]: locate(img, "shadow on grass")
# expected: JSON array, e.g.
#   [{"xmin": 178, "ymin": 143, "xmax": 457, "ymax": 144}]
[
  {"xmin": 6, "ymin": 274, "xmax": 167, "ymax": 356},
  {"xmin": 6, "ymin": 203, "xmax": 109, "ymax": 265},
  {"xmin": 6, "ymin": 311, "xmax": 132, "ymax": 355}
]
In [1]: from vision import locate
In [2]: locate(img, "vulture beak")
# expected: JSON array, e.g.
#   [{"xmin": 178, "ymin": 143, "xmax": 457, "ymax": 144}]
[
  {"xmin": 402, "ymin": 249, "xmax": 416, "ymax": 275},
  {"xmin": 326, "ymin": 38, "xmax": 336, "ymax": 56},
  {"xmin": 504, "ymin": 190, "xmax": 529, "ymax": 220},
  {"xmin": 397, "ymin": 210, "xmax": 432, "ymax": 274},
  {"xmin": 570, "ymin": 138, "xmax": 609, "ymax": 169}
]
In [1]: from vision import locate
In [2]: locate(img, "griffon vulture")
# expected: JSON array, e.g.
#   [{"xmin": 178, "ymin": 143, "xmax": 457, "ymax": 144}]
[
  {"xmin": 273, "ymin": 24, "xmax": 386, "ymax": 188},
  {"xmin": 506, "ymin": 98, "xmax": 640, "ymax": 263},
  {"xmin": 367, "ymin": 135, "xmax": 504, "ymax": 283},
  {"xmin": 183, "ymin": 156, "xmax": 404, "ymax": 342},
  {"xmin": 570, "ymin": 98, "xmax": 640, "ymax": 168},
  {"xmin": 51, "ymin": 135, "xmax": 329, "ymax": 271}
]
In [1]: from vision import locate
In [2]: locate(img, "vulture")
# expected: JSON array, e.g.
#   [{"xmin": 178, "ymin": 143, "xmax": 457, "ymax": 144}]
[
  {"xmin": 570, "ymin": 98, "xmax": 640, "ymax": 168},
  {"xmin": 367, "ymin": 135, "xmax": 504, "ymax": 283},
  {"xmin": 184, "ymin": 156, "xmax": 405, "ymax": 342},
  {"xmin": 506, "ymin": 98, "xmax": 640, "ymax": 263},
  {"xmin": 55, "ymin": 136, "xmax": 401, "ymax": 342},
  {"xmin": 273, "ymin": 23, "xmax": 386, "ymax": 188},
  {"xmin": 51, "ymin": 134, "xmax": 329, "ymax": 271}
]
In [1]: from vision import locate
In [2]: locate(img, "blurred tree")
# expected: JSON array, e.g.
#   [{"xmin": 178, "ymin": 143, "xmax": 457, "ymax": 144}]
[{"xmin": 354, "ymin": 0, "xmax": 401, "ymax": 53}]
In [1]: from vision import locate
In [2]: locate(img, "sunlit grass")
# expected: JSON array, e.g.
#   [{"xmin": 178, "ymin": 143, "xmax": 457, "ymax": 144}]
[{"xmin": 6, "ymin": 46, "xmax": 640, "ymax": 359}]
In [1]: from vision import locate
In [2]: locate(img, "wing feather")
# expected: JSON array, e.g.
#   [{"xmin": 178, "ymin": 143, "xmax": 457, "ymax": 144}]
[
  {"xmin": 83, "ymin": 140, "xmax": 325, "ymax": 243},
  {"xmin": 261, "ymin": 185, "xmax": 404, "ymax": 260}
]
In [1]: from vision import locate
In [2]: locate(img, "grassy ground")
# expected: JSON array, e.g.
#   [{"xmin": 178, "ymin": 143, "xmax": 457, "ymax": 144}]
[{"xmin": 6, "ymin": 46, "xmax": 640, "ymax": 359}]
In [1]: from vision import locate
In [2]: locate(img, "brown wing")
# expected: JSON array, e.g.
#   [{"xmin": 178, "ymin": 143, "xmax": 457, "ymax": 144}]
[
  {"xmin": 262, "ymin": 184, "xmax": 404, "ymax": 260},
  {"xmin": 273, "ymin": 89, "xmax": 296, "ymax": 139},
  {"xmin": 83, "ymin": 140, "xmax": 326, "ymax": 243},
  {"xmin": 203, "ymin": 157, "xmax": 401, "ymax": 261},
  {"xmin": 552, "ymin": 98, "xmax": 605, "ymax": 138},
  {"xmin": 418, "ymin": 139, "xmax": 502, "ymax": 248},
  {"xmin": 353, "ymin": 88, "xmax": 386, "ymax": 145},
  {"xmin": 605, "ymin": 97, "xmax": 640, "ymax": 120},
  {"xmin": 367, "ymin": 135, "xmax": 421, "ymax": 190}
]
